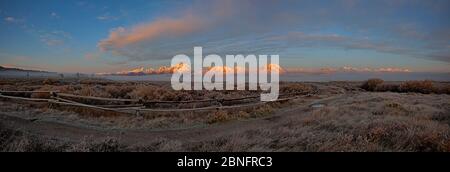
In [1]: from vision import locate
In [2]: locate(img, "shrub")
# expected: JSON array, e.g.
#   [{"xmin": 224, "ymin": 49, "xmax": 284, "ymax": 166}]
[
  {"xmin": 399, "ymin": 80, "xmax": 435, "ymax": 94},
  {"xmin": 76, "ymin": 85, "xmax": 111, "ymax": 97},
  {"xmin": 361, "ymin": 78, "xmax": 384, "ymax": 91},
  {"xmin": 42, "ymin": 78, "xmax": 59, "ymax": 85},
  {"xmin": 127, "ymin": 85, "xmax": 165, "ymax": 100},
  {"xmin": 79, "ymin": 79, "xmax": 112, "ymax": 85},
  {"xmin": 207, "ymin": 110, "xmax": 232, "ymax": 124},
  {"xmin": 237, "ymin": 111, "xmax": 250, "ymax": 118},
  {"xmin": 280, "ymin": 83, "xmax": 314, "ymax": 94},
  {"xmin": 104, "ymin": 85, "xmax": 134, "ymax": 98},
  {"xmin": 30, "ymin": 85, "xmax": 53, "ymax": 99},
  {"xmin": 251, "ymin": 104, "xmax": 275, "ymax": 117},
  {"xmin": 439, "ymin": 85, "xmax": 450, "ymax": 94},
  {"xmin": 171, "ymin": 91, "xmax": 194, "ymax": 101},
  {"xmin": 54, "ymin": 85, "xmax": 76, "ymax": 93},
  {"xmin": 159, "ymin": 91, "xmax": 178, "ymax": 101},
  {"xmin": 374, "ymin": 84, "xmax": 400, "ymax": 92}
]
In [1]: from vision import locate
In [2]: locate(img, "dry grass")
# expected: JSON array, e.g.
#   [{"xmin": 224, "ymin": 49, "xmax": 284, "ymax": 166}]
[
  {"xmin": 1, "ymin": 92, "xmax": 449, "ymax": 152},
  {"xmin": 0, "ymin": 124, "xmax": 126, "ymax": 152},
  {"xmin": 191, "ymin": 92, "xmax": 450, "ymax": 152},
  {"xmin": 1, "ymin": 78, "xmax": 449, "ymax": 152},
  {"xmin": 206, "ymin": 104, "xmax": 278, "ymax": 124}
]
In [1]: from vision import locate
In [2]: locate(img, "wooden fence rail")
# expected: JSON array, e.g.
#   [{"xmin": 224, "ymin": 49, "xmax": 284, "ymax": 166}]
[
  {"xmin": 1, "ymin": 89, "xmax": 308, "ymax": 103},
  {"xmin": 55, "ymin": 92, "xmax": 302, "ymax": 104},
  {"xmin": 0, "ymin": 90, "xmax": 307, "ymax": 115},
  {"xmin": 0, "ymin": 90, "xmax": 60, "ymax": 93},
  {"xmin": 0, "ymin": 93, "xmax": 51, "ymax": 102}
]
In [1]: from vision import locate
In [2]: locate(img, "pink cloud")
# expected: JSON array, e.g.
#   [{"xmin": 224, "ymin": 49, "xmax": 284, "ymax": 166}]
[{"xmin": 98, "ymin": 13, "xmax": 204, "ymax": 51}]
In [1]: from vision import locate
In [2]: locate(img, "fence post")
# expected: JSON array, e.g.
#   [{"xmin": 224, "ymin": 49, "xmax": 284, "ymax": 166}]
[
  {"xmin": 217, "ymin": 99, "xmax": 223, "ymax": 107},
  {"xmin": 135, "ymin": 109, "xmax": 141, "ymax": 118}
]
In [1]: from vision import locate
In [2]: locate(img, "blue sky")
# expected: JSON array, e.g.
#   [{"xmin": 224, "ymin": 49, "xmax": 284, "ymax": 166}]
[{"xmin": 0, "ymin": 0, "xmax": 449, "ymax": 73}]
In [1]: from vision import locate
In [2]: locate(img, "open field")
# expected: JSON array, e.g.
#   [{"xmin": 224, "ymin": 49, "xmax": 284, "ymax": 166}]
[{"xmin": 0, "ymin": 78, "xmax": 449, "ymax": 152}]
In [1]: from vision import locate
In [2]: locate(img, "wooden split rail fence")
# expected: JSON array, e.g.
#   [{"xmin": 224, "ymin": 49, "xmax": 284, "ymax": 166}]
[{"xmin": 0, "ymin": 90, "xmax": 311, "ymax": 116}]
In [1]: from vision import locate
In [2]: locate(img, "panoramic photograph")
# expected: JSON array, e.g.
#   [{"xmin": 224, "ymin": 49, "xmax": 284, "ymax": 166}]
[{"xmin": 0, "ymin": 0, "xmax": 449, "ymax": 156}]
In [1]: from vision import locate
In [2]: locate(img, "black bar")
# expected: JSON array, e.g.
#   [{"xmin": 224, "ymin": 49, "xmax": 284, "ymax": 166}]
[{"xmin": 0, "ymin": 152, "xmax": 448, "ymax": 171}]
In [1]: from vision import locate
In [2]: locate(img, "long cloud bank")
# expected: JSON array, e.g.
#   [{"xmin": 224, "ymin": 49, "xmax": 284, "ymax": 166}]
[{"xmin": 97, "ymin": 0, "xmax": 450, "ymax": 63}]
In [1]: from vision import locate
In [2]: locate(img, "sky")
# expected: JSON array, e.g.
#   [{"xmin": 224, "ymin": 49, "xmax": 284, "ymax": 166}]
[{"xmin": 0, "ymin": 0, "xmax": 449, "ymax": 74}]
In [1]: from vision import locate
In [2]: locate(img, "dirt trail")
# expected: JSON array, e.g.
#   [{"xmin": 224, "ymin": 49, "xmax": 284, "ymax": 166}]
[{"xmin": 0, "ymin": 92, "xmax": 347, "ymax": 145}]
